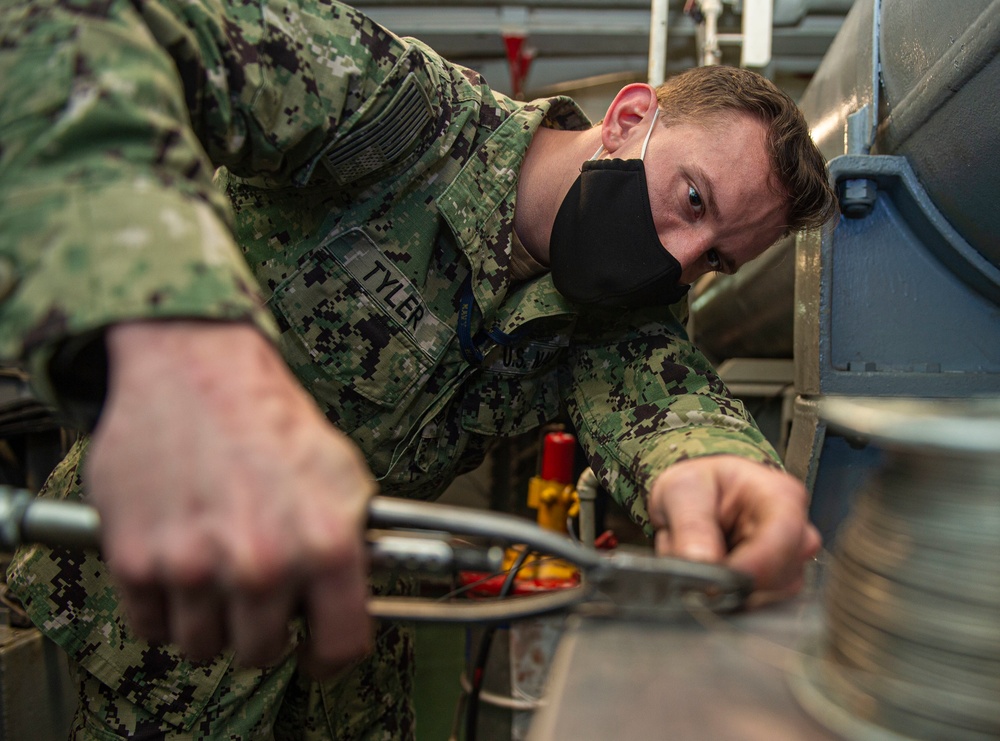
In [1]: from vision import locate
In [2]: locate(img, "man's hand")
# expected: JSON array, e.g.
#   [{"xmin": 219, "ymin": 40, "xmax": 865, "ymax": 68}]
[
  {"xmin": 86, "ymin": 320, "xmax": 373, "ymax": 675},
  {"xmin": 648, "ymin": 456, "xmax": 821, "ymax": 595}
]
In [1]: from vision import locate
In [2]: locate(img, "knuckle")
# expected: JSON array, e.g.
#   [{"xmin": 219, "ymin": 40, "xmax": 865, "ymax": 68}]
[
  {"xmin": 104, "ymin": 541, "xmax": 157, "ymax": 587},
  {"xmin": 226, "ymin": 544, "xmax": 291, "ymax": 593},
  {"xmin": 301, "ymin": 520, "xmax": 365, "ymax": 572},
  {"xmin": 178, "ymin": 637, "xmax": 222, "ymax": 664},
  {"xmin": 121, "ymin": 599, "xmax": 166, "ymax": 641},
  {"xmin": 670, "ymin": 512, "xmax": 718, "ymax": 537},
  {"xmin": 160, "ymin": 549, "xmax": 216, "ymax": 589}
]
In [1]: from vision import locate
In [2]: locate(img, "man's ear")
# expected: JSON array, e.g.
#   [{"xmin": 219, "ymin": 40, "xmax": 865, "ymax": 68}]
[{"xmin": 599, "ymin": 84, "xmax": 659, "ymax": 155}]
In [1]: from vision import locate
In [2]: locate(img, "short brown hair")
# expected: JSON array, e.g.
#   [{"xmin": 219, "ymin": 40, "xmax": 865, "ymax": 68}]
[{"xmin": 655, "ymin": 66, "xmax": 838, "ymax": 232}]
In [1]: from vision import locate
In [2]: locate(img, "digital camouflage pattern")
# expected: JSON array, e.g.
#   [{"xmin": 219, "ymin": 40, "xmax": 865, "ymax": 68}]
[
  {"xmin": 8, "ymin": 438, "xmax": 417, "ymax": 740},
  {"xmin": 1, "ymin": 0, "xmax": 781, "ymax": 737}
]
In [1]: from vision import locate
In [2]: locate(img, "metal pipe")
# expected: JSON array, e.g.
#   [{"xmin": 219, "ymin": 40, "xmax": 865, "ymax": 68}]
[
  {"xmin": 575, "ymin": 467, "xmax": 599, "ymax": 547},
  {"xmin": 647, "ymin": 0, "xmax": 669, "ymax": 86},
  {"xmin": 701, "ymin": 0, "xmax": 723, "ymax": 65},
  {"xmin": 0, "ymin": 487, "xmax": 607, "ymax": 572},
  {"xmin": 368, "ymin": 496, "xmax": 605, "ymax": 570},
  {"xmin": 879, "ymin": 0, "xmax": 1000, "ymax": 154}
]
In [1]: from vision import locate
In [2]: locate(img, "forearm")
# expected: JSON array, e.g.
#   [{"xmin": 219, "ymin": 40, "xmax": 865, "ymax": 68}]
[
  {"xmin": 563, "ymin": 315, "xmax": 781, "ymax": 531},
  {"xmin": 572, "ymin": 409, "xmax": 780, "ymax": 534}
]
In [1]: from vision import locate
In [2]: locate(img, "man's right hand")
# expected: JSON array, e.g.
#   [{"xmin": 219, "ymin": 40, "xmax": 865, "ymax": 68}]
[{"xmin": 86, "ymin": 320, "xmax": 373, "ymax": 676}]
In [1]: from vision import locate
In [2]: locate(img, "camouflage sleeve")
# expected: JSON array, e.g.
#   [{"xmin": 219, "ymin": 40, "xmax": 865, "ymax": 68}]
[
  {"xmin": 0, "ymin": 0, "xmax": 268, "ymax": 409},
  {"xmin": 0, "ymin": 0, "xmax": 400, "ymax": 409},
  {"xmin": 562, "ymin": 310, "xmax": 782, "ymax": 534}
]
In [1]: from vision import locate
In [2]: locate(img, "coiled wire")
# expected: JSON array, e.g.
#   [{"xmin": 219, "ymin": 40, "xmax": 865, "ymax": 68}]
[{"xmin": 801, "ymin": 436, "xmax": 1000, "ymax": 741}]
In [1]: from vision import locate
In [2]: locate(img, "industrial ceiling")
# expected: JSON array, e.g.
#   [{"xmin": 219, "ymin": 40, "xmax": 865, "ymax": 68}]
[{"xmin": 351, "ymin": 0, "xmax": 857, "ymax": 108}]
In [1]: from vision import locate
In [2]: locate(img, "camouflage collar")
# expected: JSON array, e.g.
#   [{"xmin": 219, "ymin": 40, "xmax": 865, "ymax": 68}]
[{"xmin": 438, "ymin": 96, "xmax": 589, "ymax": 326}]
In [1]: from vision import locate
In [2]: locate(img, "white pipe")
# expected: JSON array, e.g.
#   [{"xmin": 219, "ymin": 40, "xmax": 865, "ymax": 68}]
[
  {"xmin": 575, "ymin": 467, "xmax": 599, "ymax": 547},
  {"xmin": 647, "ymin": 0, "xmax": 669, "ymax": 86},
  {"xmin": 701, "ymin": 0, "xmax": 723, "ymax": 66}
]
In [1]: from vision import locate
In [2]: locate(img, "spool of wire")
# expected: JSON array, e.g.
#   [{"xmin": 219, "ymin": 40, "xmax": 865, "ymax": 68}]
[{"xmin": 793, "ymin": 398, "xmax": 1000, "ymax": 741}]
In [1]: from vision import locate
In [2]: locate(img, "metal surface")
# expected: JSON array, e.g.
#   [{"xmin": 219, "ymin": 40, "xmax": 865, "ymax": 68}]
[
  {"xmin": 788, "ymin": 153, "xmax": 1000, "ymax": 544},
  {"xmin": 820, "ymin": 396, "xmax": 1000, "ymax": 453},
  {"xmin": 528, "ymin": 397, "xmax": 1000, "ymax": 740},
  {"xmin": 753, "ymin": 0, "xmax": 1000, "ymax": 549},
  {"xmin": 798, "ymin": 154, "xmax": 1000, "ymax": 398},
  {"xmin": 528, "ymin": 586, "xmax": 841, "ymax": 740},
  {"xmin": 794, "ymin": 0, "xmax": 1000, "ymax": 379},
  {"xmin": 702, "ymin": 0, "xmax": 1000, "ymax": 375},
  {"xmin": 648, "ymin": 0, "xmax": 670, "ymax": 86},
  {"xmin": 0, "ymin": 488, "xmax": 100, "ymax": 553},
  {"xmin": 366, "ymin": 531, "xmax": 504, "ymax": 574},
  {"xmin": 877, "ymin": 0, "xmax": 1000, "ymax": 262},
  {"xmin": 696, "ymin": 0, "xmax": 1000, "ymax": 458}
]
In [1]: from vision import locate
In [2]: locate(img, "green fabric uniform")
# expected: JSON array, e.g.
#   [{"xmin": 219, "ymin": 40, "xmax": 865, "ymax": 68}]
[{"xmin": 1, "ymin": 0, "xmax": 782, "ymax": 737}]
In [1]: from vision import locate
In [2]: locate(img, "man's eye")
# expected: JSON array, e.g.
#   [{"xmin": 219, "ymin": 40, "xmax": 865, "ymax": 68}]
[
  {"xmin": 688, "ymin": 185, "xmax": 704, "ymax": 214},
  {"xmin": 706, "ymin": 249, "xmax": 722, "ymax": 270}
]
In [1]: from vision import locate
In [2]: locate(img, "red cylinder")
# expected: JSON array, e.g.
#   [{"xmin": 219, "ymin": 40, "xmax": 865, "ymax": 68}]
[{"xmin": 541, "ymin": 432, "xmax": 575, "ymax": 484}]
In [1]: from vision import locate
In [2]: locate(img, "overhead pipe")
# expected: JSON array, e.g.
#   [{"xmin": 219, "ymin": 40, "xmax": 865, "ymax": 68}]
[
  {"xmin": 700, "ymin": 0, "xmax": 723, "ymax": 65},
  {"xmin": 647, "ymin": 0, "xmax": 669, "ymax": 85}
]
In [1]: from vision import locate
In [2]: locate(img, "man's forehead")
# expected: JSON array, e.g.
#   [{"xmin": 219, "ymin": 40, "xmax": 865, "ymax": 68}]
[{"xmin": 659, "ymin": 107, "xmax": 759, "ymax": 134}]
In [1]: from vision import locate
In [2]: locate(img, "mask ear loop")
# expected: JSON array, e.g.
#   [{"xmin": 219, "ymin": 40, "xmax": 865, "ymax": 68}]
[
  {"xmin": 591, "ymin": 106, "xmax": 661, "ymax": 161},
  {"xmin": 640, "ymin": 107, "xmax": 660, "ymax": 161}
]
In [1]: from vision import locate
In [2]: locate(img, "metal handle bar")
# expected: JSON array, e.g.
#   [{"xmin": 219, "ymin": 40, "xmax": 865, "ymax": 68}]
[
  {"xmin": 0, "ymin": 487, "xmax": 750, "ymax": 622},
  {"xmin": 0, "ymin": 486, "xmax": 594, "ymax": 622}
]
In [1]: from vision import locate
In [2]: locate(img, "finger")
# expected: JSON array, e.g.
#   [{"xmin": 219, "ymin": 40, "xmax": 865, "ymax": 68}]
[
  {"xmin": 298, "ymin": 569, "xmax": 372, "ymax": 679},
  {"xmin": 656, "ymin": 491, "xmax": 728, "ymax": 563},
  {"xmin": 228, "ymin": 589, "xmax": 297, "ymax": 668},
  {"xmin": 167, "ymin": 587, "xmax": 227, "ymax": 661},
  {"xmin": 724, "ymin": 506, "xmax": 808, "ymax": 592},
  {"xmin": 105, "ymin": 533, "xmax": 171, "ymax": 644},
  {"xmin": 802, "ymin": 522, "xmax": 823, "ymax": 560},
  {"xmin": 654, "ymin": 528, "xmax": 672, "ymax": 556},
  {"xmin": 218, "ymin": 521, "xmax": 298, "ymax": 667},
  {"xmin": 118, "ymin": 584, "xmax": 169, "ymax": 644}
]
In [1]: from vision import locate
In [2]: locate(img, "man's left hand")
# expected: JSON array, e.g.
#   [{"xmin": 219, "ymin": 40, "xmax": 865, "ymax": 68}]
[{"xmin": 647, "ymin": 456, "xmax": 821, "ymax": 595}]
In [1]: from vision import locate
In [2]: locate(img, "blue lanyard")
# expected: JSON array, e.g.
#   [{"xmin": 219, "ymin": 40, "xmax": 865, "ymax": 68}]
[
  {"xmin": 458, "ymin": 275, "xmax": 524, "ymax": 365},
  {"xmin": 458, "ymin": 275, "xmax": 484, "ymax": 364}
]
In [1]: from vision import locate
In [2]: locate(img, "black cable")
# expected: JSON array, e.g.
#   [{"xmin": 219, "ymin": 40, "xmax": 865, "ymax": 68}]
[
  {"xmin": 439, "ymin": 554, "xmax": 560, "ymax": 603},
  {"xmin": 464, "ymin": 545, "xmax": 534, "ymax": 741}
]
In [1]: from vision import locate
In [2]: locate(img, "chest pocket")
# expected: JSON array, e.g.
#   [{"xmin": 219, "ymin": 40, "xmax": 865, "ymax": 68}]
[{"xmin": 269, "ymin": 228, "xmax": 453, "ymax": 431}]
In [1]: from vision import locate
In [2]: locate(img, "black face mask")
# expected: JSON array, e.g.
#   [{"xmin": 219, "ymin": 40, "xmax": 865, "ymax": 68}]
[{"xmin": 548, "ymin": 113, "xmax": 691, "ymax": 309}]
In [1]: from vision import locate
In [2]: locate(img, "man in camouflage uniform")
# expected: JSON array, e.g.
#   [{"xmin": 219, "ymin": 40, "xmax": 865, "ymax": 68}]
[{"xmin": 0, "ymin": 0, "xmax": 835, "ymax": 738}]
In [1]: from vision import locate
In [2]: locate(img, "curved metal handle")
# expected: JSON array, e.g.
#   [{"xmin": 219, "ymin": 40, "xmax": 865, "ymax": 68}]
[
  {"xmin": 0, "ymin": 487, "xmax": 593, "ymax": 623},
  {"xmin": 0, "ymin": 487, "xmax": 751, "ymax": 621},
  {"xmin": 0, "ymin": 486, "xmax": 101, "ymax": 551}
]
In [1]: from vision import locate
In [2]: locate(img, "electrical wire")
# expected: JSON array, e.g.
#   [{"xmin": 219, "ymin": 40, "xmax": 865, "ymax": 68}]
[
  {"xmin": 439, "ymin": 568, "xmax": 517, "ymax": 602},
  {"xmin": 436, "ymin": 555, "xmax": 562, "ymax": 602},
  {"xmin": 457, "ymin": 671, "xmax": 542, "ymax": 711},
  {"xmin": 464, "ymin": 545, "xmax": 535, "ymax": 741}
]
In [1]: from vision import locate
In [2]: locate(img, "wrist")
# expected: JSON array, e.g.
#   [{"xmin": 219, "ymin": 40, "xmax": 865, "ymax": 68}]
[{"xmin": 103, "ymin": 319, "xmax": 291, "ymax": 419}]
